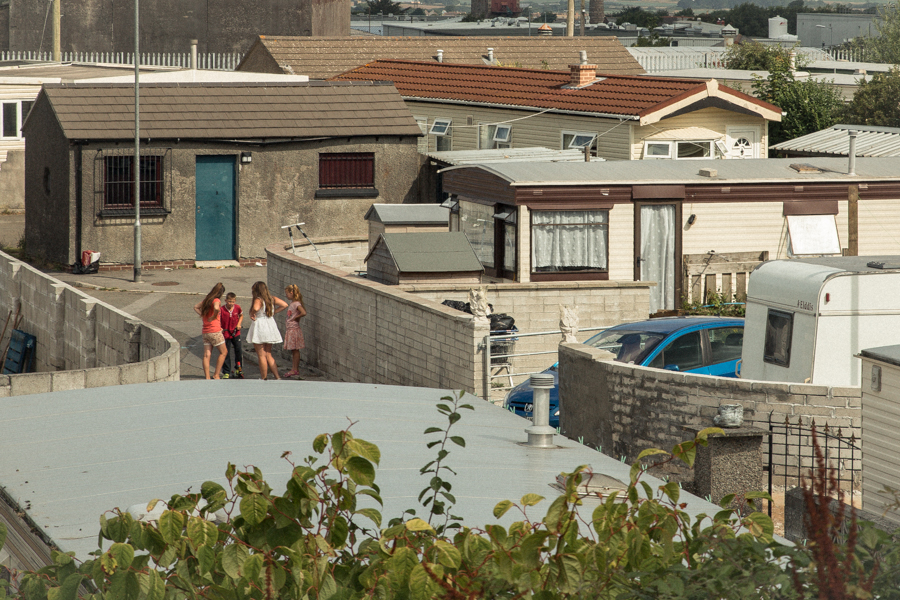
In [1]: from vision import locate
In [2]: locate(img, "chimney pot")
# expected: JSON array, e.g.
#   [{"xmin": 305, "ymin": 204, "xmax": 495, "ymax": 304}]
[
  {"xmin": 437, "ymin": 49, "xmax": 443, "ymax": 62},
  {"xmin": 579, "ymin": 50, "xmax": 587, "ymax": 64},
  {"xmin": 488, "ymin": 47, "xmax": 494, "ymax": 63}
]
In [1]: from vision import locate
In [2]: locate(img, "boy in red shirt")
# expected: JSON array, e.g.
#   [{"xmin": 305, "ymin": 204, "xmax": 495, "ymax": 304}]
[{"xmin": 221, "ymin": 292, "xmax": 244, "ymax": 378}]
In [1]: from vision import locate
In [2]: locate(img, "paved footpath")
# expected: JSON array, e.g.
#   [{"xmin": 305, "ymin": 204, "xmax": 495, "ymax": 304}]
[{"xmin": 49, "ymin": 264, "xmax": 327, "ymax": 382}]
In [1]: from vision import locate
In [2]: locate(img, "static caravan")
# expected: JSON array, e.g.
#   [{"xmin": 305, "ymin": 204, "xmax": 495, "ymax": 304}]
[{"xmin": 741, "ymin": 257, "xmax": 900, "ymax": 387}]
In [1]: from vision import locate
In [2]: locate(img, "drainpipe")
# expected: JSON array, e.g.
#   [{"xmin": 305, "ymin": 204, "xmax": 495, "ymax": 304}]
[
  {"xmin": 190, "ymin": 39, "xmax": 198, "ymax": 70},
  {"xmin": 526, "ymin": 373, "xmax": 557, "ymax": 447},
  {"xmin": 847, "ymin": 129, "xmax": 857, "ymax": 176}
]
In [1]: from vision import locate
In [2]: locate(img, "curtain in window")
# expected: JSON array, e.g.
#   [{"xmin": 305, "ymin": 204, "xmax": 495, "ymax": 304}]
[
  {"xmin": 531, "ymin": 210, "xmax": 608, "ymax": 272},
  {"xmin": 460, "ymin": 201, "xmax": 495, "ymax": 268},
  {"xmin": 640, "ymin": 205, "xmax": 676, "ymax": 313}
]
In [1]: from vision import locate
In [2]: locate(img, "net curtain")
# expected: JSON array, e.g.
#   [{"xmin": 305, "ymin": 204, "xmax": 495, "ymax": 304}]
[{"xmin": 531, "ymin": 210, "xmax": 609, "ymax": 271}]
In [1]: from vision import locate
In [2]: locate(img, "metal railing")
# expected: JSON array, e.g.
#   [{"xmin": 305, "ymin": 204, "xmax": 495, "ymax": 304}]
[{"xmin": 480, "ymin": 326, "xmax": 608, "ymax": 401}]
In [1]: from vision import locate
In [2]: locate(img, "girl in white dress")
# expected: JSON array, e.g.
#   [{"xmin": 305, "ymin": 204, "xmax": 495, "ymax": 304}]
[{"xmin": 246, "ymin": 281, "xmax": 288, "ymax": 380}]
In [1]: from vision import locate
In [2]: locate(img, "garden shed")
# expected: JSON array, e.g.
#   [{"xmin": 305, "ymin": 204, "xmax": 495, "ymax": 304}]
[{"xmin": 364, "ymin": 232, "xmax": 482, "ymax": 285}]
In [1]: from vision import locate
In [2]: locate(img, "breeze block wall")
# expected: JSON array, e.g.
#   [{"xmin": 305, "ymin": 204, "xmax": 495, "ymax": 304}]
[
  {"xmin": 0, "ymin": 250, "xmax": 180, "ymax": 396},
  {"xmin": 558, "ymin": 343, "xmax": 862, "ymax": 483},
  {"xmin": 267, "ymin": 244, "xmax": 486, "ymax": 394}
]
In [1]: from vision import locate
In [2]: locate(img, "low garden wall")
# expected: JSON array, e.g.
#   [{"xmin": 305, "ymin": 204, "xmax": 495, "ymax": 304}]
[
  {"xmin": 284, "ymin": 236, "xmax": 370, "ymax": 274},
  {"xmin": 558, "ymin": 343, "xmax": 862, "ymax": 483},
  {"xmin": 0, "ymin": 250, "xmax": 179, "ymax": 396}
]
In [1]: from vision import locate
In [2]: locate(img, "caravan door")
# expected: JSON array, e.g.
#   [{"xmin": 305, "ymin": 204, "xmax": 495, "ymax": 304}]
[{"xmin": 635, "ymin": 202, "xmax": 682, "ymax": 314}]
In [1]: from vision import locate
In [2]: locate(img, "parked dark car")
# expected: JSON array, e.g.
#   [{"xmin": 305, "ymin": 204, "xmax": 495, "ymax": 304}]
[{"xmin": 503, "ymin": 316, "xmax": 744, "ymax": 428}]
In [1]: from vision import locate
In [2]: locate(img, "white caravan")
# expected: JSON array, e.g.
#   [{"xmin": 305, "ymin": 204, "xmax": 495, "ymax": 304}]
[{"xmin": 740, "ymin": 257, "xmax": 900, "ymax": 387}]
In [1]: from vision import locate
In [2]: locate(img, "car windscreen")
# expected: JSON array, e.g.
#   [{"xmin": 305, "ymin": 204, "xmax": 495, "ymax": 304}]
[{"xmin": 584, "ymin": 330, "xmax": 666, "ymax": 365}]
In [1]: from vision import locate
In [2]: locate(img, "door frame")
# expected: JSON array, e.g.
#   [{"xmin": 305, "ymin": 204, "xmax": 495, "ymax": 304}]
[{"xmin": 633, "ymin": 201, "xmax": 683, "ymax": 310}]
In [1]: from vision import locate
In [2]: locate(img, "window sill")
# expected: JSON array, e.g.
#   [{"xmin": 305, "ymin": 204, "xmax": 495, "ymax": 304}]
[
  {"xmin": 530, "ymin": 271, "xmax": 609, "ymax": 282},
  {"xmin": 98, "ymin": 206, "xmax": 170, "ymax": 218},
  {"xmin": 315, "ymin": 188, "xmax": 379, "ymax": 199}
]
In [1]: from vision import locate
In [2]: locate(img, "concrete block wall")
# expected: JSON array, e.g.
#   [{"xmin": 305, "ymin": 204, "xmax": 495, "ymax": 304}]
[
  {"xmin": 284, "ymin": 237, "xmax": 370, "ymax": 274},
  {"xmin": 559, "ymin": 343, "xmax": 861, "ymax": 483},
  {"xmin": 406, "ymin": 281, "xmax": 652, "ymax": 392},
  {"xmin": 0, "ymin": 250, "xmax": 180, "ymax": 397},
  {"xmin": 267, "ymin": 245, "xmax": 486, "ymax": 395}
]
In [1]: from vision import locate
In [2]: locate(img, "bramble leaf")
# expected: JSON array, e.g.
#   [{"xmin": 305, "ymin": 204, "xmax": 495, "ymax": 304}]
[
  {"xmin": 158, "ymin": 511, "xmax": 184, "ymax": 544},
  {"xmin": 348, "ymin": 438, "xmax": 382, "ymax": 465},
  {"xmin": 521, "ymin": 493, "xmax": 545, "ymax": 507},
  {"xmin": 405, "ymin": 518, "xmax": 435, "ymax": 533},
  {"xmin": 493, "ymin": 500, "xmax": 514, "ymax": 518},
  {"xmin": 346, "ymin": 456, "xmax": 376, "ymax": 487},
  {"xmin": 239, "ymin": 494, "xmax": 269, "ymax": 527}
]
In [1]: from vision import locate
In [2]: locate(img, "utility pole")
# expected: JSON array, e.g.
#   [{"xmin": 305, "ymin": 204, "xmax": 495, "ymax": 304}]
[
  {"xmin": 566, "ymin": 0, "xmax": 574, "ymax": 35},
  {"xmin": 580, "ymin": 0, "xmax": 586, "ymax": 35},
  {"xmin": 52, "ymin": 0, "xmax": 61, "ymax": 61},
  {"xmin": 133, "ymin": 0, "xmax": 142, "ymax": 282}
]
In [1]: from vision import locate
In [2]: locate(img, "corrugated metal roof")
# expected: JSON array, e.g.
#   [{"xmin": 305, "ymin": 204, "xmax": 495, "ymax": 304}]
[
  {"xmin": 427, "ymin": 147, "xmax": 594, "ymax": 165},
  {"xmin": 770, "ymin": 124, "xmax": 900, "ymax": 157},
  {"xmin": 364, "ymin": 203, "xmax": 450, "ymax": 225},
  {"xmin": 380, "ymin": 231, "xmax": 483, "ymax": 272},
  {"xmin": 33, "ymin": 81, "xmax": 423, "ymax": 140},
  {"xmin": 0, "ymin": 380, "xmax": 735, "ymax": 562},
  {"xmin": 446, "ymin": 155, "xmax": 900, "ymax": 186}
]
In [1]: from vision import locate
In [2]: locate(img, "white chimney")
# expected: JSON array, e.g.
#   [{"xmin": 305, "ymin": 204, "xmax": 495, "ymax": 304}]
[
  {"xmin": 190, "ymin": 39, "xmax": 198, "ymax": 70},
  {"xmin": 437, "ymin": 49, "xmax": 444, "ymax": 62},
  {"xmin": 488, "ymin": 47, "xmax": 494, "ymax": 63}
]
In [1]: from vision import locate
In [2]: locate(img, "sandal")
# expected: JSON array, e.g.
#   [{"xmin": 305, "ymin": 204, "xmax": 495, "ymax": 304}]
[{"xmin": 284, "ymin": 370, "xmax": 299, "ymax": 378}]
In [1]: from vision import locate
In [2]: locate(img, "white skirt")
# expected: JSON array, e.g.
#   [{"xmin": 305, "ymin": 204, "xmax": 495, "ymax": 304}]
[{"xmin": 246, "ymin": 314, "xmax": 282, "ymax": 345}]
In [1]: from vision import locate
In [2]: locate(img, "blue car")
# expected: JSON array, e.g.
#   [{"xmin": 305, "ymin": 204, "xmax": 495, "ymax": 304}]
[{"xmin": 503, "ymin": 316, "xmax": 744, "ymax": 428}]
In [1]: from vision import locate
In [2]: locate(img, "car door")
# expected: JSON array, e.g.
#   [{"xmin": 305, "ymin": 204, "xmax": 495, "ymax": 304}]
[
  {"xmin": 646, "ymin": 330, "xmax": 708, "ymax": 374},
  {"xmin": 705, "ymin": 326, "xmax": 744, "ymax": 377}
]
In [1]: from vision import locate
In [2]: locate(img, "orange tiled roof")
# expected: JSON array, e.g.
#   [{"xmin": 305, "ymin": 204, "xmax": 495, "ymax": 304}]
[{"xmin": 333, "ymin": 59, "xmax": 782, "ymax": 124}]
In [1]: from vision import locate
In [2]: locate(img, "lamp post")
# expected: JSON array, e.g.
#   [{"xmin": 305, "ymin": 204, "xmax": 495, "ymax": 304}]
[
  {"xmin": 368, "ymin": 6, "xmax": 371, "ymax": 33},
  {"xmin": 816, "ymin": 23, "xmax": 833, "ymax": 49},
  {"xmin": 133, "ymin": 0, "xmax": 142, "ymax": 283}
]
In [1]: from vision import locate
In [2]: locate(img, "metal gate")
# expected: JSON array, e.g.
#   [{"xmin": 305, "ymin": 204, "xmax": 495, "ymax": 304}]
[{"xmin": 765, "ymin": 415, "xmax": 861, "ymax": 517}]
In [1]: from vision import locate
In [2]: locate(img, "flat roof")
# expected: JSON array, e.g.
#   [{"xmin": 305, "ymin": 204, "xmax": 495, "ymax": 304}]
[
  {"xmin": 428, "ymin": 147, "xmax": 594, "ymax": 165},
  {"xmin": 0, "ymin": 380, "xmax": 730, "ymax": 562},
  {"xmin": 445, "ymin": 155, "xmax": 900, "ymax": 186},
  {"xmin": 364, "ymin": 203, "xmax": 449, "ymax": 225},
  {"xmin": 860, "ymin": 345, "xmax": 900, "ymax": 368}
]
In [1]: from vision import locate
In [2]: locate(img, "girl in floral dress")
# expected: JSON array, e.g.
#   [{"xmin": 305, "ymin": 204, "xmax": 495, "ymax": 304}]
[{"xmin": 283, "ymin": 284, "xmax": 307, "ymax": 378}]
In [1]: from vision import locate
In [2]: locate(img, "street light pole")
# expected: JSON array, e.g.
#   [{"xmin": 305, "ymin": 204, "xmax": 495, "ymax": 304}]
[{"xmin": 133, "ymin": 0, "xmax": 142, "ymax": 283}]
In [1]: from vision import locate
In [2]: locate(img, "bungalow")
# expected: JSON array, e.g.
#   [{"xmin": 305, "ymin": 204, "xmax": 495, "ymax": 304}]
[
  {"xmin": 235, "ymin": 35, "xmax": 646, "ymax": 80},
  {"xmin": 22, "ymin": 81, "xmax": 422, "ymax": 268},
  {"xmin": 439, "ymin": 156, "xmax": 900, "ymax": 312},
  {"xmin": 332, "ymin": 60, "xmax": 782, "ymax": 160}
]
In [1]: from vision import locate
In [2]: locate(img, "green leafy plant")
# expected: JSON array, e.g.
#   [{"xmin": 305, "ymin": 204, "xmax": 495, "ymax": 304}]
[
  {"xmin": 681, "ymin": 291, "xmax": 746, "ymax": 317},
  {"xmin": 3, "ymin": 397, "xmax": 898, "ymax": 599}
]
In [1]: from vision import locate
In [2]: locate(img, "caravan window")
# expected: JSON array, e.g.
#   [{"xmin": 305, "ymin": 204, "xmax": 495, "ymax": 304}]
[{"xmin": 764, "ymin": 309, "xmax": 793, "ymax": 367}]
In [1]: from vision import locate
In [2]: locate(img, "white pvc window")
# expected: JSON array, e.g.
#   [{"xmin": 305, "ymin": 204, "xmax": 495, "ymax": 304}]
[
  {"xmin": 429, "ymin": 118, "xmax": 452, "ymax": 135},
  {"xmin": 642, "ymin": 140, "xmax": 713, "ymax": 160},
  {"xmin": 564, "ymin": 132, "xmax": 595, "ymax": 149},
  {"xmin": 493, "ymin": 125, "xmax": 512, "ymax": 143},
  {"xmin": 643, "ymin": 141, "xmax": 671, "ymax": 159},
  {"xmin": 1, "ymin": 100, "xmax": 32, "ymax": 139}
]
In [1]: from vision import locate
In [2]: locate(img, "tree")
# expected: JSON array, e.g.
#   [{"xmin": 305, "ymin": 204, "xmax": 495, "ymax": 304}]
[
  {"xmin": 410, "ymin": 7, "xmax": 425, "ymax": 15},
  {"xmin": 365, "ymin": 0, "xmax": 407, "ymax": 16},
  {"xmin": 750, "ymin": 51, "xmax": 844, "ymax": 145},
  {"xmin": 610, "ymin": 6, "xmax": 663, "ymax": 29},
  {"xmin": 725, "ymin": 2, "xmax": 771, "ymax": 37},
  {"xmin": 634, "ymin": 34, "xmax": 672, "ymax": 47},
  {"xmin": 723, "ymin": 41, "xmax": 797, "ymax": 71},
  {"xmin": 842, "ymin": 68, "xmax": 900, "ymax": 127},
  {"xmin": 539, "ymin": 10, "xmax": 557, "ymax": 22},
  {"xmin": 847, "ymin": 2, "xmax": 900, "ymax": 64}
]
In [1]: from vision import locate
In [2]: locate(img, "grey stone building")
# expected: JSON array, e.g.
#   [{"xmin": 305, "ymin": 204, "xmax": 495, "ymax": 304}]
[
  {"xmin": 23, "ymin": 80, "xmax": 423, "ymax": 267},
  {"xmin": 0, "ymin": 0, "xmax": 349, "ymax": 55}
]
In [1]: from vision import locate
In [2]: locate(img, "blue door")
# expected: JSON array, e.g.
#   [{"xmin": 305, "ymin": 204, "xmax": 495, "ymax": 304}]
[{"xmin": 195, "ymin": 156, "xmax": 236, "ymax": 261}]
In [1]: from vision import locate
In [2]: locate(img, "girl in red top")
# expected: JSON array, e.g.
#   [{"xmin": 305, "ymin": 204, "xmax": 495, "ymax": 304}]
[{"xmin": 193, "ymin": 282, "xmax": 227, "ymax": 379}]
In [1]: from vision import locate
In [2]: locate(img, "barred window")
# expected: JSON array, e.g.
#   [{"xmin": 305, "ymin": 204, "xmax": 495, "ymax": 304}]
[
  {"xmin": 104, "ymin": 156, "xmax": 164, "ymax": 208},
  {"xmin": 319, "ymin": 153, "xmax": 375, "ymax": 189}
]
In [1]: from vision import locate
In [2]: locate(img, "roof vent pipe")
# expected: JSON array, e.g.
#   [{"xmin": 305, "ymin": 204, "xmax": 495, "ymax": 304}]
[
  {"xmin": 437, "ymin": 49, "xmax": 443, "ymax": 62},
  {"xmin": 848, "ymin": 129, "xmax": 858, "ymax": 176},
  {"xmin": 580, "ymin": 50, "xmax": 588, "ymax": 64},
  {"xmin": 190, "ymin": 39, "xmax": 198, "ymax": 70},
  {"xmin": 525, "ymin": 373, "xmax": 557, "ymax": 448},
  {"xmin": 488, "ymin": 47, "xmax": 494, "ymax": 62}
]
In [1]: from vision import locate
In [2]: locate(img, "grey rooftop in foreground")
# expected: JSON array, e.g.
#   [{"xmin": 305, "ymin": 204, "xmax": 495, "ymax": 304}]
[
  {"xmin": 0, "ymin": 380, "xmax": 733, "ymax": 562},
  {"xmin": 376, "ymin": 232, "xmax": 483, "ymax": 273},
  {"xmin": 427, "ymin": 147, "xmax": 598, "ymax": 166}
]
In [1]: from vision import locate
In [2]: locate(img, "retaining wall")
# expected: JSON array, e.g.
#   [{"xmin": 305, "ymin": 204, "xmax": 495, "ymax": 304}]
[
  {"xmin": 267, "ymin": 245, "xmax": 486, "ymax": 393},
  {"xmin": 285, "ymin": 237, "xmax": 370, "ymax": 274},
  {"xmin": 558, "ymin": 343, "xmax": 862, "ymax": 482},
  {"xmin": 0, "ymin": 250, "xmax": 179, "ymax": 396}
]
